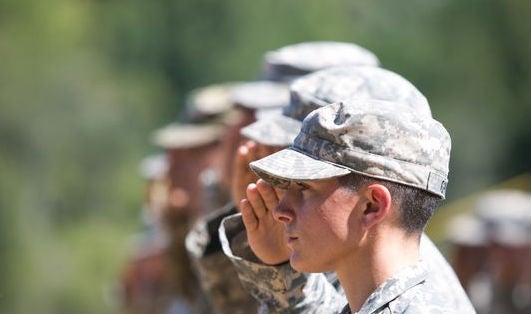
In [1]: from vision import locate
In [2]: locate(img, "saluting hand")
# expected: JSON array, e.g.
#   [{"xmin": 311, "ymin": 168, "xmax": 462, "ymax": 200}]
[{"xmin": 240, "ymin": 179, "xmax": 290, "ymax": 265}]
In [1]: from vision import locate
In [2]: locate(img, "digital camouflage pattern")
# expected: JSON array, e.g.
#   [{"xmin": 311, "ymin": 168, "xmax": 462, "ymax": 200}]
[
  {"xmin": 251, "ymin": 100, "xmax": 450, "ymax": 198},
  {"xmin": 262, "ymin": 41, "xmax": 380, "ymax": 82},
  {"xmin": 185, "ymin": 205, "xmax": 258, "ymax": 314},
  {"xmin": 285, "ymin": 65, "xmax": 431, "ymax": 120},
  {"xmin": 338, "ymin": 261, "xmax": 455, "ymax": 314},
  {"xmin": 241, "ymin": 66, "xmax": 432, "ymax": 147},
  {"xmin": 219, "ymin": 214, "xmax": 476, "ymax": 314}
]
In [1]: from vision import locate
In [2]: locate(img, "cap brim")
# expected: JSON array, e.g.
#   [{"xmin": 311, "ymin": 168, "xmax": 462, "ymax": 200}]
[
  {"xmin": 249, "ymin": 148, "xmax": 350, "ymax": 187},
  {"xmin": 240, "ymin": 114, "xmax": 301, "ymax": 147},
  {"xmin": 152, "ymin": 123, "xmax": 221, "ymax": 149}
]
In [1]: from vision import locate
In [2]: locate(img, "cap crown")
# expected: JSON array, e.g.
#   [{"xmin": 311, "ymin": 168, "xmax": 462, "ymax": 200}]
[
  {"xmin": 263, "ymin": 41, "xmax": 379, "ymax": 82},
  {"xmin": 285, "ymin": 66, "xmax": 432, "ymax": 121},
  {"xmin": 294, "ymin": 100, "xmax": 450, "ymax": 197},
  {"xmin": 231, "ymin": 81, "xmax": 289, "ymax": 110}
]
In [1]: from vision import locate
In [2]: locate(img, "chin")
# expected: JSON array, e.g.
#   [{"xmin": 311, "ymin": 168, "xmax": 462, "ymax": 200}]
[{"xmin": 290, "ymin": 254, "xmax": 324, "ymax": 273}]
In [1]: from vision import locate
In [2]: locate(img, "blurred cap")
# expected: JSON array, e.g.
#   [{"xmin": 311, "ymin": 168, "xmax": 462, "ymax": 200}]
[
  {"xmin": 183, "ymin": 83, "xmax": 239, "ymax": 123},
  {"xmin": 263, "ymin": 41, "xmax": 380, "ymax": 82},
  {"xmin": 231, "ymin": 81, "xmax": 289, "ymax": 110},
  {"xmin": 139, "ymin": 154, "xmax": 169, "ymax": 180},
  {"xmin": 474, "ymin": 189, "xmax": 531, "ymax": 246},
  {"xmin": 445, "ymin": 214, "xmax": 487, "ymax": 246},
  {"xmin": 251, "ymin": 100, "xmax": 451, "ymax": 198},
  {"xmin": 242, "ymin": 65, "xmax": 431, "ymax": 147},
  {"xmin": 152, "ymin": 122, "xmax": 223, "ymax": 149}
]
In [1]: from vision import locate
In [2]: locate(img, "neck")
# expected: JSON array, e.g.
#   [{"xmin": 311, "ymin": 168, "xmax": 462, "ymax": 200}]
[{"xmin": 335, "ymin": 228, "xmax": 421, "ymax": 312}]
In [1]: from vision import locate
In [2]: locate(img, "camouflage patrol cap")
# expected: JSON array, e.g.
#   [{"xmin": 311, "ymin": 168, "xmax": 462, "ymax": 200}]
[
  {"xmin": 230, "ymin": 81, "xmax": 289, "ymax": 110},
  {"xmin": 250, "ymin": 100, "xmax": 451, "ymax": 198},
  {"xmin": 262, "ymin": 41, "xmax": 380, "ymax": 82},
  {"xmin": 474, "ymin": 189, "xmax": 531, "ymax": 246},
  {"xmin": 152, "ymin": 122, "xmax": 223, "ymax": 149},
  {"xmin": 241, "ymin": 66, "xmax": 432, "ymax": 147},
  {"xmin": 183, "ymin": 83, "xmax": 239, "ymax": 123}
]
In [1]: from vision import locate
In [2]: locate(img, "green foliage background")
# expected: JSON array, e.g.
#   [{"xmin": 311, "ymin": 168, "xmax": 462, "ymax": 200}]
[{"xmin": 0, "ymin": 0, "xmax": 529, "ymax": 313}]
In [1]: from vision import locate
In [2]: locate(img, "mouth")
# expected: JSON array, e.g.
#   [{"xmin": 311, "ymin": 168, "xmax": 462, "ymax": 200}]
[{"xmin": 286, "ymin": 235, "xmax": 298, "ymax": 245}]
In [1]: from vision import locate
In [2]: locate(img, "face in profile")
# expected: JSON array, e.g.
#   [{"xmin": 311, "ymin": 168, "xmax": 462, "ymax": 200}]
[{"xmin": 273, "ymin": 177, "xmax": 363, "ymax": 273}]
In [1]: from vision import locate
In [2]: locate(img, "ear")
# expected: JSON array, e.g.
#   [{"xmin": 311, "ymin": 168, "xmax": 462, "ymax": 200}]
[{"xmin": 360, "ymin": 184, "xmax": 392, "ymax": 229}]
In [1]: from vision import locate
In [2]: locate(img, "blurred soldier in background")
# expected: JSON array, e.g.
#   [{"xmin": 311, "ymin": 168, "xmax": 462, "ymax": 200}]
[
  {"xmin": 445, "ymin": 213, "xmax": 490, "ymax": 312},
  {"xmin": 118, "ymin": 83, "xmax": 236, "ymax": 314},
  {"xmin": 474, "ymin": 189, "xmax": 531, "ymax": 314},
  {"xmin": 119, "ymin": 154, "xmax": 174, "ymax": 314},
  {"xmin": 186, "ymin": 41, "xmax": 382, "ymax": 314},
  {"xmin": 446, "ymin": 189, "xmax": 531, "ymax": 314}
]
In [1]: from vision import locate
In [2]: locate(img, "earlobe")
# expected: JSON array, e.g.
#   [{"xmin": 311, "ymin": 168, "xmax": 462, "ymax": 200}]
[{"xmin": 361, "ymin": 184, "xmax": 392, "ymax": 228}]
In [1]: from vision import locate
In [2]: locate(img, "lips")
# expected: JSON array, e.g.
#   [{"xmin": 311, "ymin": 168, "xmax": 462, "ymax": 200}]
[{"xmin": 285, "ymin": 232, "xmax": 298, "ymax": 246}]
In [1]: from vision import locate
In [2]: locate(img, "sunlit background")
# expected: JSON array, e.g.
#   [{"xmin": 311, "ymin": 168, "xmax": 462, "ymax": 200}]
[{"xmin": 0, "ymin": 0, "xmax": 529, "ymax": 313}]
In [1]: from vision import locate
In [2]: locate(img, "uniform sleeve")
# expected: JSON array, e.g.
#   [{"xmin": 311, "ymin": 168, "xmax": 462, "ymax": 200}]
[
  {"xmin": 185, "ymin": 204, "xmax": 258, "ymax": 314},
  {"xmin": 219, "ymin": 213, "xmax": 347, "ymax": 314}
]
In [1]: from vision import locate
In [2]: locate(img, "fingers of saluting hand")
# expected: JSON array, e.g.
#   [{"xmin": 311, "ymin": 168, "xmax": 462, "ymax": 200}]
[
  {"xmin": 246, "ymin": 183, "xmax": 267, "ymax": 219},
  {"xmin": 240, "ymin": 198, "xmax": 258, "ymax": 232}
]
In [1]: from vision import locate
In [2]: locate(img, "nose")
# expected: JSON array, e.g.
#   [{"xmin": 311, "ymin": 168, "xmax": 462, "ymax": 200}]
[{"xmin": 272, "ymin": 190, "xmax": 296, "ymax": 224}]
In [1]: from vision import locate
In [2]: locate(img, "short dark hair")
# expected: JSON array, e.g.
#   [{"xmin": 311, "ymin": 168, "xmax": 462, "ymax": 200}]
[{"xmin": 338, "ymin": 172, "xmax": 441, "ymax": 234}]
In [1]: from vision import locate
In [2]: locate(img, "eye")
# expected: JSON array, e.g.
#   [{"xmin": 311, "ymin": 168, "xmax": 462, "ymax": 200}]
[{"xmin": 294, "ymin": 181, "xmax": 309, "ymax": 191}]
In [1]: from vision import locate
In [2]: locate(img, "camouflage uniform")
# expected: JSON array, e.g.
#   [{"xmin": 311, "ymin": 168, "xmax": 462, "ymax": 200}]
[
  {"xmin": 337, "ymin": 261, "xmax": 453, "ymax": 314},
  {"xmin": 186, "ymin": 204, "xmax": 258, "ymax": 314},
  {"xmin": 224, "ymin": 100, "xmax": 475, "ymax": 313}
]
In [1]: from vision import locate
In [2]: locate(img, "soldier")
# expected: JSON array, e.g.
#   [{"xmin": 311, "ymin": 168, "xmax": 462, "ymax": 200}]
[
  {"xmin": 473, "ymin": 189, "xmax": 531, "ymax": 314},
  {"xmin": 234, "ymin": 99, "xmax": 460, "ymax": 313},
  {"xmin": 147, "ymin": 121, "xmax": 226, "ymax": 314},
  {"xmin": 118, "ymin": 82, "xmax": 238, "ymax": 314},
  {"xmin": 119, "ymin": 154, "xmax": 174, "ymax": 314},
  {"xmin": 220, "ymin": 66, "xmax": 475, "ymax": 313},
  {"xmin": 445, "ymin": 213, "xmax": 490, "ymax": 312},
  {"xmin": 185, "ymin": 41, "xmax": 382, "ymax": 314}
]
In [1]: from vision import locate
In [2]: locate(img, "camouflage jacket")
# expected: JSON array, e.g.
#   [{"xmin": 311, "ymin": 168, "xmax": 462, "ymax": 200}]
[
  {"xmin": 185, "ymin": 204, "xmax": 258, "ymax": 314},
  {"xmin": 219, "ymin": 213, "xmax": 476, "ymax": 314}
]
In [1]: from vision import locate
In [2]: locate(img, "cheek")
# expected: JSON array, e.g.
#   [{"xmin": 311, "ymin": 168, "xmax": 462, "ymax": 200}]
[
  {"xmin": 319, "ymin": 192, "xmax": 360, "ymax": 241},
  {"xmin": 318, "ymin": 209, "xmax": 351, "ymax": 241}
]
